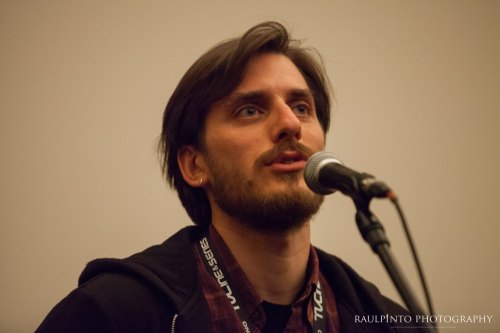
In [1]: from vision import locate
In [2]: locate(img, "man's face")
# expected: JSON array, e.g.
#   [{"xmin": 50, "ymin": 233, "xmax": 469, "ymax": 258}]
[{"xmin": 201, "ymin": 53, "xmax": 326, "ymax": 231}]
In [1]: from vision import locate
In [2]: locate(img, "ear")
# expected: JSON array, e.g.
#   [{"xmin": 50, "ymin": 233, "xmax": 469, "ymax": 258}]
[{"xmin": 177, "ymin": 145, "xmax": 209, "ymax": 188}]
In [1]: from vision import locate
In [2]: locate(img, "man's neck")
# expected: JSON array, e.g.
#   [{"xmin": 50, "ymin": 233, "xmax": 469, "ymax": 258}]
[{"xmin": 211, "ymin": 216, "xmax": 311, "ymax": 305}]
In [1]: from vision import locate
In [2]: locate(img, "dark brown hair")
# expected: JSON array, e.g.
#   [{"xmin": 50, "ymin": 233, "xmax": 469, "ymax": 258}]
[{"xmin": 158, "ymin": 21, "xmax": 332, "ymax": 225}]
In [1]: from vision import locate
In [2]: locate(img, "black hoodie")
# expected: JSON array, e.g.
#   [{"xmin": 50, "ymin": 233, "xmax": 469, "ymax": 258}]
[{"xmin": 36, "ymin": 226, "xmax": 424, "ymax": 333}]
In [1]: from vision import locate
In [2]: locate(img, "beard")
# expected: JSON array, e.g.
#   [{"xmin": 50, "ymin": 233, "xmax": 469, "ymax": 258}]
[{"xmin": 204, "ymin": 143, "xmax": 324, "ymax": 232}]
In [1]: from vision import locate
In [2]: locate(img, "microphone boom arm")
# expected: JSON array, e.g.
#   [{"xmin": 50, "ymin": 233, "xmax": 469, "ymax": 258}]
[{"xmin": 354, "ymin": 199, "xmax": 436, "ymax": 333}]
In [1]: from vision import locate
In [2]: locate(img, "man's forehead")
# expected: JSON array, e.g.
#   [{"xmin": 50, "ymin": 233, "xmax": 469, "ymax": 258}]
[
  {"xmin": 212, "ymin": 53, "xmax": 315, "ymax": 108},
  {"xmin": 237, "ymin": 53, "xmax": 308, "ymax": 85}
]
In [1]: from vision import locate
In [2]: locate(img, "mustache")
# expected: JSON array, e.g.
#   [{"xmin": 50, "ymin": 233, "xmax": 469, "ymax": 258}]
[{"xmin": 255, "ymin": 142, "xmax": 315, "ymax": 168}]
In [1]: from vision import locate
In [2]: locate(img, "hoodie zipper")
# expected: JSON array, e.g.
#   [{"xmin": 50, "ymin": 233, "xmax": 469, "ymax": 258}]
[{"xmin": 171, "ymin": 313, "xmax": 178, "ymax": 333}]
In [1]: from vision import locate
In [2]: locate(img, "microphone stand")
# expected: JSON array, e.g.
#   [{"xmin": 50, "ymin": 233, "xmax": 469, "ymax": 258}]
[{"xmin": 353, "ymin": 197, "xmax": 436, "ymax": 333}]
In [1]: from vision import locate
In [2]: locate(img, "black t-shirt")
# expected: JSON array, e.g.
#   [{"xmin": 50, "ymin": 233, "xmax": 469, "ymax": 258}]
[{"xmin": 262, "ymin": 301, "xmax": 293, "ymax": 333}]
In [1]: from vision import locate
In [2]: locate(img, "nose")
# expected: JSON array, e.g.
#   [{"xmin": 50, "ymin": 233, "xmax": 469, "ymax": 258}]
[{"xmin": 271, "ymin": 101, "xmax": 302, "ymax": 142}]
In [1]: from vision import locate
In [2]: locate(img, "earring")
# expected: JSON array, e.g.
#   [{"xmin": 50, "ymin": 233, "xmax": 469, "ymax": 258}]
[{"xmin": 199, "ymin": 178, "xmax": 204, "ymax": 186}]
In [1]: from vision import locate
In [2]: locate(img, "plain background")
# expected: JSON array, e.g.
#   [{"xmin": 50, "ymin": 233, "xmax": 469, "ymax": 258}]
[{"xmin": 1, "ymin": 1, "xmax": 498, "ymax": 332}]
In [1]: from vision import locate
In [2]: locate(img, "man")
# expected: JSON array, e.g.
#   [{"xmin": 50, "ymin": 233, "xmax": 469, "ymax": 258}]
[{"xmin": 37, "ymin": 22, "xmax": 421, "ymax": 332}]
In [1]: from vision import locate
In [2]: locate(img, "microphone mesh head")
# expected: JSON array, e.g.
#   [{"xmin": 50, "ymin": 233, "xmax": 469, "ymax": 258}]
[{"xmin": 304, "ymin": 151, "xmax": 343, "ymax": 195}]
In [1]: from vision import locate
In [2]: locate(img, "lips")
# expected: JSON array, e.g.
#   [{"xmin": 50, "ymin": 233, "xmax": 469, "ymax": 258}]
[{"xmin": 267, "ymin": 151, "xmax": 308, "ymax": 172}]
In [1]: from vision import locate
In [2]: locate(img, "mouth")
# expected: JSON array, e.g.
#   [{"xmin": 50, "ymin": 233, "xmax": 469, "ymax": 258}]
[{"xmin": 267, "ymin": 151, "xmax": 308, "ymax": 172}]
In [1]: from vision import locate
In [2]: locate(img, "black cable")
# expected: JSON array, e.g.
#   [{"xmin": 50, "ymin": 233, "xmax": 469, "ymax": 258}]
[{"xmin": 389, "ymin": 195, "xmax": 436, "ymax": 318}]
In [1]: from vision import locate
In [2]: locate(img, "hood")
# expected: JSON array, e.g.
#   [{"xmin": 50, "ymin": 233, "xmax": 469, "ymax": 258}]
[{"xmin": 78, "ymin": 225, "xmax": 207, "ymax": 311}]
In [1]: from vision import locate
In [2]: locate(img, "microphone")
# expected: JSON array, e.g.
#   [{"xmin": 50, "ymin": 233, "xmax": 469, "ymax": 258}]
[{"xmin": 304, "ymin": 151, "xmax": 393, "ymax": 199}]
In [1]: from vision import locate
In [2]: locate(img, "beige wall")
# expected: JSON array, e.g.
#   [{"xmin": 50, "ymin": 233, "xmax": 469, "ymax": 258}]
[{"xmin": 1, "ymin": 1, "xmax": 498, "ymax": 332}]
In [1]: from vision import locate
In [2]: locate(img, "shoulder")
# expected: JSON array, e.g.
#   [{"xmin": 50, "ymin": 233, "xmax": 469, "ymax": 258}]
[
  {"xmin": 36, "ymin": 273, "xmax": 172, "ymax": 333},
  {"xmin": 35, "ymin": 286, "xmax": 116, "ymax": 333},
  {"xmin": 36, "ymin": 226, "xmax": 207, "ymax": 333}
]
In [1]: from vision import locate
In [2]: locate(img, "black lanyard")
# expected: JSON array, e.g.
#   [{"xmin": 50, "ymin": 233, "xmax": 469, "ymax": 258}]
[{"xmin": 197, "ymin": 233, "xmax": 327, "ymax": 333}]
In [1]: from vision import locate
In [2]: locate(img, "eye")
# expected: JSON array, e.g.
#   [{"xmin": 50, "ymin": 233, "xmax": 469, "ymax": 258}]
[
  {"xmin": 235, "ymin": 105, "xmax": 261, "ymax": 118},
  {"xmin": 291, "ymin": 103, "xmax": 311, "ymax": 116}
]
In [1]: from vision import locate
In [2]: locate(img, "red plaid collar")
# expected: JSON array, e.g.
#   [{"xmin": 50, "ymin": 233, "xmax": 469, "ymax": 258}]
[{"xmin": 194, "ymin": 224, "xmax": 339, "ymax": 332}]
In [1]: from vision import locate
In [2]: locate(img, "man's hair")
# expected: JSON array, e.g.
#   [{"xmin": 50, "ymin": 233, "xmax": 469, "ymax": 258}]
[{"xmin": 158, "ymin": 21, "xmax": 332, "ymax": 225}]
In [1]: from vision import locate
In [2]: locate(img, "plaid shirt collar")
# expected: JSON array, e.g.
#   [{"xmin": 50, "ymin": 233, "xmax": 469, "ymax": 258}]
[{"xmin": 194, "ymin": 224, "xmax": 338, "ymax": 332}]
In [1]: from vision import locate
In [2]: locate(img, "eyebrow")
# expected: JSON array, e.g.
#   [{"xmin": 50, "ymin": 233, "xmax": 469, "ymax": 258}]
[{"xmin": 224, "ymin": 88, "xmax": 314, "ymax": 105}]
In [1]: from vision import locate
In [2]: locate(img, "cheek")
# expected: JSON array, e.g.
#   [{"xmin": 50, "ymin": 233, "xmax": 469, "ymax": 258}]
[
  {"xmin": 207, "ymin": 132, "xmax": 248, "ymax": 156},
  {"xmin": 303, "ymin": 124, "xmax": 326, "ymax": 150},
  {"xmin": 204, "ymin": 131, "xmax": 257, "ymax": 168}
]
